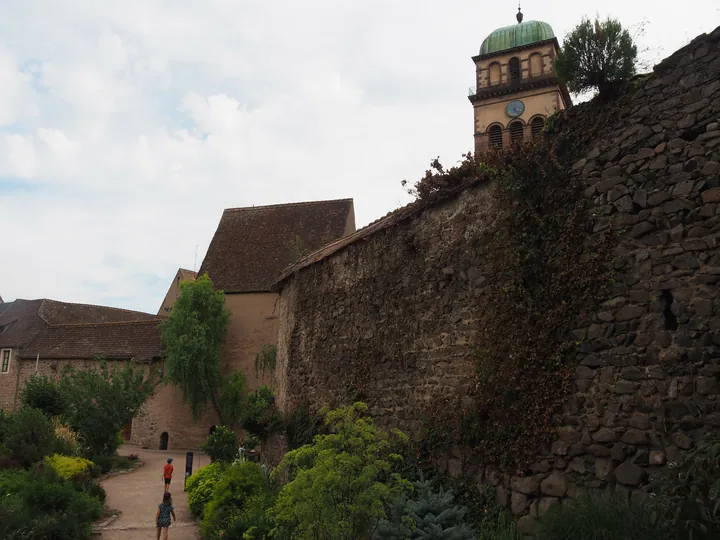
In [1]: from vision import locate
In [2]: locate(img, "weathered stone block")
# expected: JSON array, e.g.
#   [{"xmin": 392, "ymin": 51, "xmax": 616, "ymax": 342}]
[
  {"xmin": 510, "ymin": 475, "xmax": 540, "ymax": 496},
  {"xmin": 614, "ymin": 462, "xmax": 648, "ymax": 486}
]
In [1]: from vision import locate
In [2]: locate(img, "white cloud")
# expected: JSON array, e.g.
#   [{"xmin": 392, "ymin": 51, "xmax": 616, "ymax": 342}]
[{"xmin": 0, "ymin": 0, "xmax": 718, "ymax": 312}]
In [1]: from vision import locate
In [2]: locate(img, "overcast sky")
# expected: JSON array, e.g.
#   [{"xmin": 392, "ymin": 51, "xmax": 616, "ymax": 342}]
[{"xmin": 1, "ymin": 1, "xmax": 718, "ymax": 313}]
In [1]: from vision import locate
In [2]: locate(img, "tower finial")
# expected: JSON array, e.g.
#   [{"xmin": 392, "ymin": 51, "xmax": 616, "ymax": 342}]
[{"xmin": 517, "ymin": 3, "xmax": 523, "ymax": 24}]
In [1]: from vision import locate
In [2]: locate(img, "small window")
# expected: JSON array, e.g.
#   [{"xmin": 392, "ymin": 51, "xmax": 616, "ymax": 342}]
[
  {"xmin": 1, "ymin": 349, "xmax": 10, "ymax": 373},
  {"xmin": 531, "ymin": 117, "xmax": 545, "ymax": 138},
  {"xmin": 510, "ymin": 121, "xmax": 524, "ymax": 144},
  {"xmin": 489, "ymin": 125, "xmax": 503, "ymax": 148},
  {"xmin": 509, "ymin": 57, "xmax": 521, "ymax": 86}
]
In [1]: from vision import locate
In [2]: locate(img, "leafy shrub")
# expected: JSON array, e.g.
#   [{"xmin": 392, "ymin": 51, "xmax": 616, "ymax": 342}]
[
  {"xmin": 21, "ymin": 374, "xmax": 66, "ymax": 417},
  {"xmin": 83, "ymin": 480, "xmax": 107, "ymax": 504},
  {"xmin": 0, "ymin": 466, "xmax": 102, "ymax": 540},
  {"xmin": 202, "ymin": 426, "xmax": 238, "ymax": 464},
  {"xmin": 243, "ymin": 386, "xmax": 282, "ymax": 438},
  {"xmin": 186, "ymin": 462, "xmax": 226, "ymax": 517},
  {"xmin": 2, "ymin": 407, "xmax": 56, "ymax": 467},
  {"xmin": 285, "ymin": 402, "xmax": 322, "ymax": 451},
  {"xmin": 651, "ymin": 434, "xmax": 720, "ymax": 539},
  {"xmin": 375, "ymin": 475, "xmax": 475, "ymax": 539},
  {"xmin": 474, "ymin": 512, "xmax": 520, "ymax": 540},
  {"xmin": 52, "ymin": 418, "xmax": 84, "ymax": 456},
  {"xmin": 270, "ymin": 402, "xmax": 412, "ymax": 540},
  {"xmin": 91, "ymin": 454, "xmax": 113, "ymax": 474},
  {"xmin": 535, "ymin": 492, "xmax": 667, "ymax": 540},
  {"xmin": 45, "ymin": 454, "xmax": 93, "ymax": 480},
  {"xmin": 201, "ymin": 461, "xmax": 273, "ymax": 540}
]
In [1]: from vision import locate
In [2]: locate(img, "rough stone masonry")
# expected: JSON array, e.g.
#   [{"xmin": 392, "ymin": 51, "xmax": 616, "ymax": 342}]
[{"xmin": 273, "ymin": 26, "xmax": 720, "ymax": 534}]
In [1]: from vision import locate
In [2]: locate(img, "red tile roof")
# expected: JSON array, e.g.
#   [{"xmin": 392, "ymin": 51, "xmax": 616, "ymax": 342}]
[
  {"xmin": 18, "ymin": 320, "xmax": 162, "ymax": 361},
  {"xmin": 198, "ymin": 199, "xmax": 355, "ymax": 293},
  {"xmin": 0, "ymin": 298, "xmax": 162, "ymax": 362}
]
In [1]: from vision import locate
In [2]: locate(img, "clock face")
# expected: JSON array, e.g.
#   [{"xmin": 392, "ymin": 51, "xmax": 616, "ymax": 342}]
[{"xmin": 506, "ymin": 100, "xmax": 525, "ymax": 118}]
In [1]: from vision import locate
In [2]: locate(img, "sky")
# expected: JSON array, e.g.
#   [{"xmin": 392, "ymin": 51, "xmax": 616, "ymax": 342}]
[{"xmin": 1, "ymin": 1, "xmax": 718, "ymax": 314}]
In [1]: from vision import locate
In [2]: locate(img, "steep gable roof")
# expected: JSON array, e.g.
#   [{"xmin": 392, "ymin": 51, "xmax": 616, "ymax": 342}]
[
  {"xmin": 157, "ymin": 268, "xmax": 197, "ymax": 316},
  {"xmin": 0, "ymin": 299, "xmax": 45, "ymax": 349},
  {"xmin": 38, "ymin": 299, "xmax": 158, "ymax": 325},
  {"xmin": 198, "ymin": 199, "xmax": 355, "ymax": 293}
]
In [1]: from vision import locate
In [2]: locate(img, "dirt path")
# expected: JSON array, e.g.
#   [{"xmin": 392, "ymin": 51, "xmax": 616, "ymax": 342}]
[{"xmin": 98, "ymin": 445, "xmax": 209, "ymax": 540}]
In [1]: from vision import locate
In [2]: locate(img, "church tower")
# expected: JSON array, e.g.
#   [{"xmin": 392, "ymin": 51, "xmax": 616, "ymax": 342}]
[{"xmin": 469, "ymin": 7, "xmax": 571, "ymax": 155}]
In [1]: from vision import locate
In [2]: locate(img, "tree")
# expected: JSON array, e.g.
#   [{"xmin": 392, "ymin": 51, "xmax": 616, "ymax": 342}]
[
  {"xmin": 160, "ymin": 273, "xmax": 231, "ymax": 424},
  {"xmin": 270, "ymin": 402, "xmax": 412, "ymax": 540},
  {"xmin": 21, "ymin": 374, "xmax": 66, "ymax": 417},
  {"xmin": 555, "ymin": 16, "xmax": 638, "ymax": 99},
  {"xmin": 58, "ymin": 361, "xmax": 155, "ymax": 455},
  {"xmin": 219, "ymin": 372, "xmax": 248, "ymax": 432}
]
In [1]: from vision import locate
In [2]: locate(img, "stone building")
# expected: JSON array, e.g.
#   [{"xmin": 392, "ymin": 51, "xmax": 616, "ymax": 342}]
[
  {"xmin": 469, "ymin": 8, "xmax": 571, "ymax": 154},
  {"xmin": 0, "ymin": 298, "xmax": 162, "ymax": 434},
  {"xmin": 273, "ymin": 24, "xmax": 720, "ymax": 534}
]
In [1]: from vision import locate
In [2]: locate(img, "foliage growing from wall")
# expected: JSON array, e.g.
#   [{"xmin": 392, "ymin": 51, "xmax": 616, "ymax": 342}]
[
  {"xmin": 161, "ymin": 272, "xmax": 231, "ymax": 424},
  {"xmin": 218, "ymin": 371, "xmax": 248, "ymax": 432},
  {"xmin": 243, "ymin": 386, "xmax": 283, "ymax": 439},
  {"xmin": 202, "ymin": 426, "xmax": 239, "ymax": 464},
  {"xmin": 408, "ymin": 139, "xmax": 613, "ymax": 467},
  {"xmin": 555, "ymin": 16, "xmax": 638, "ymax": 98},
  {"xmin": 254, "ymin": 344, "xmax": 277, "ymax": 381},
  {"xmin": 284, "ymin": 402, "xmax": 322, "ymax": 451},
  {"xmin": 270, "ymin": 402, "xmax": 412, "ymax": 540},
  {"xmin": 58, "ymin": 361, "xmax": 155, "ymax": 456},
  {"xmin": 21, "ymin": 374, "xmax": 66, "ymax": 417}
]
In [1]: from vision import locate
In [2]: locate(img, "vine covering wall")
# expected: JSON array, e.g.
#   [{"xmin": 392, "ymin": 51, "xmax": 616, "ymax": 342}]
[{"xmin": 274, "ymin": 26, "xmax": 720, "ymax": 535}]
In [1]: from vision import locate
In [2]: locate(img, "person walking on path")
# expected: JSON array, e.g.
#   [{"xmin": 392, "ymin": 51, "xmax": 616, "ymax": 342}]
[
  {"xmin": 155, "ymin": 492, "xmax": 177, "ymax": 540},
  {"xmin": 163, "ymin": 458, "xmax": 174, "ymax": 492}
]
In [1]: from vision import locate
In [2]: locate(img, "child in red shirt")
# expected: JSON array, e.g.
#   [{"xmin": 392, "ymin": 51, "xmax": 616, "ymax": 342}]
[{"xmin": 162, "ymin": 458, "xmax": 174, "ymax": 492}]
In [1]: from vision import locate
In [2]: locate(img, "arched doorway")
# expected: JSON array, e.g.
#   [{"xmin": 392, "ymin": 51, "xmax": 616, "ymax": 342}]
[
  {"xmin": 159, "ymin": 432, "xmax": 169, "ymax": 451},
  {"xmin": 209, "ymin": 425, "xmax": 217, "ymax": 435}
]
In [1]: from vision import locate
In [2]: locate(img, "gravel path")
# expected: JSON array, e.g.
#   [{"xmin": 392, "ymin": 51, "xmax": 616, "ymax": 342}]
[{"xmin": 98, "ymin": 445, "xmax": 209, "ymax": 540}]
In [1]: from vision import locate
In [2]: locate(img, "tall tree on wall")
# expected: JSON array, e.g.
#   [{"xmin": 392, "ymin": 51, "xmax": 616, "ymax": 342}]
[
  {"xmin": 161, "ymin": 273, "xmax": 231, "ymax": 425},
  {"xmin": 555, "ymin": 16, "xmax": 638, "ymax": 99}
]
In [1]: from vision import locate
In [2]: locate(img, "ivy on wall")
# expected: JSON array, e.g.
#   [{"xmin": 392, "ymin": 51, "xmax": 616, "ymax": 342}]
[{"xmin": 412, "ymin": 134, "xmax": 614, "ymax": 468}]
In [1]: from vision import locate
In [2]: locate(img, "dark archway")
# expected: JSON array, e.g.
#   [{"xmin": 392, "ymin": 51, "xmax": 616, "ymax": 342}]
[
  {"xmin": 159, "ymin": 431, "xmax": 169, "ymax": 451},
  {"xmin": 209, "ymin": 425, "xmax": 217, "ymax": 435}
]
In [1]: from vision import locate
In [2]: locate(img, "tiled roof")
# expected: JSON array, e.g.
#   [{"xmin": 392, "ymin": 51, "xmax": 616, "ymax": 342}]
[
  {"xmin": 198, "ymin": 199, "xmax": 355, "ymax": 293},
  {"xmin": 0, "ymin": 299, "xmax": 45, "ymax": 349},
  {"xmin": 0, "ymin": 298, "xmax": 162, "ymax": 361},
  {"xmin": 18, "ymin": 320, "xmax": 163, "ymax": 361},
  {"xmin": 38, "ymin": 299, "xmax": 158, "ymax": 325}
]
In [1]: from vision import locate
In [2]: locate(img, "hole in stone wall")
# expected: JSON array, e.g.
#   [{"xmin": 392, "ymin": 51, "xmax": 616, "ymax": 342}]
[
  {"xmin": 661, "ymin": 290, "xmax": 678, "ymax": 331},
  {"xmin": 209, "ymin": 425, "xmax": 217, "ymax": 435},
  {"xmin": 160, "ymin": 431, "xmax": 169, "ymax": 450}
]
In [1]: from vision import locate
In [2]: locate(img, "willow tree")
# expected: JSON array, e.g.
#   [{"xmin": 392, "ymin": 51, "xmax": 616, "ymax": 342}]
[
  {"xmin": 160, "ymin": 273, "xmax": 231, "ymax": 424},
  {"xmin": 555, "ymin": 16, "xmax": 638, "ymax": 99}
]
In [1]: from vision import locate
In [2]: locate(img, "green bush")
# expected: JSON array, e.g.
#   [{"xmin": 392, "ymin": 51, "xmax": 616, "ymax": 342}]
[
  {"xmin": 270, "ymin": 402, "xmax": 411, "ymax": 540},
  {"xmin": 202, "ymin": 426, "xmax": 238, "ymax": 464},
  {"xmin": 0, "ymin": 466, "xmax": 102, "ymax": 540},
  {"xmin": 44, "ymin": 454, "xmax": 93, "ymax": 480},
  {"xmin": 535, "ymin": 493, "xmax": 667, "ymax": 540},
  {"xmin": 375, "ymin": 475, "xmax": 475, "ymax": 539},
  {"xmin": 186, "ymin": 462, "xmax": 226, "ymax": 517},
  {"xmin": 21, "ymin": 374, "xmax": 66, "ymax": 417},
  {"xmin": 91, "ymin": 454, "xmax": 113, "ymax": 473},
  {"xmin": 201, "ymin": 461, "xmax": 273, "ymax": 540},
  {"xmin": 243, "ymin": 386, "xmax": 282, "ymax": 438},
  {"xmin": 2, "ymin": 407, "xmax": 56, "ymax": 467}
]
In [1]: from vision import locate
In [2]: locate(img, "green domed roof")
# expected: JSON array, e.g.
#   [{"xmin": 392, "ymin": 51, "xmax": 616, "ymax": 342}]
[{"xmin": 479, "ymin": 20, "xmax": 555, "ymax": 55}]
